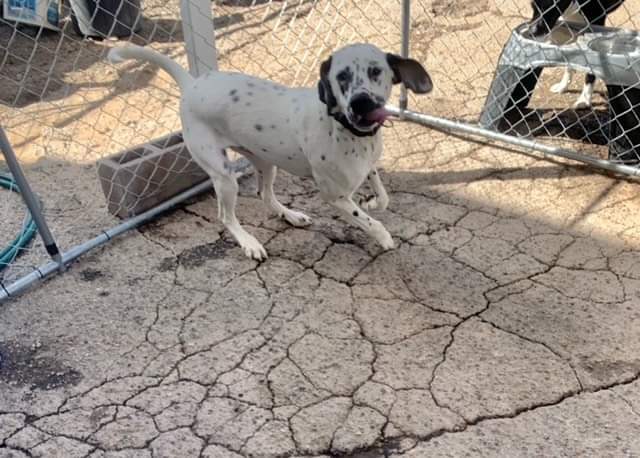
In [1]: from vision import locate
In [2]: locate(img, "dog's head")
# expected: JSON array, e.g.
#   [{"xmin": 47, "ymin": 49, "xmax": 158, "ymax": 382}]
[
  {"xmin": 318, "ymin": 43, "xmax": 432, "ymax": 134},
  {"xmin": 525, "ymin": 0, "xmax": 573, "ymax": 37}
]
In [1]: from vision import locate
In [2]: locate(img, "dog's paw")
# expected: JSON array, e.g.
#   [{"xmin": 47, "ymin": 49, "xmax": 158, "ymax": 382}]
[
  {"xmin": 238, "ymin": 234, "xmax": 268, "ymax": 261},
  {"xmin": 377, "ymin": 231, "xmax": 395, "ymax": 251},
  {"xmin": 550, "ymin": 82, "xmax": 569, "ymax": 94},
  {"xmin": 282, "ymin": 209, "xmax": 312, "ymax": 227},
  {"xmin": 573, "ymin": 97, "xmax": 592, "ymax": 110}
]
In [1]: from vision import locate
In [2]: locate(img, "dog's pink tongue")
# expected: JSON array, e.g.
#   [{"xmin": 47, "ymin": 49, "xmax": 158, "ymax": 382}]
[{"xmin": 366, "ymin": 107, "xmax": 392, "ymax": 123}]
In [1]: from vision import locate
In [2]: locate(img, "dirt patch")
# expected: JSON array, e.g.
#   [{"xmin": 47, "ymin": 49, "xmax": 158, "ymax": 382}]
[
  {"xmin": 0, "ymin": 340, "xmax": 82, "ymax": 391},
  {"xmin": 0, "ymin": 1, "xmax": 182, "ymax": 108},
  {"xmin": 430, "ymin": 0, "xmax": 489, "ymax": 17}
]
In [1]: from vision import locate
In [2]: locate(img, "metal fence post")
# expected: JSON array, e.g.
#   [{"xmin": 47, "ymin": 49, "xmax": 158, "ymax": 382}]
[
  {"xmin": 180, "ymin": 0, "xmax": 218, "ymax": 75},
  {"xmin": 399, "ymin": 0, "xmax": 411, "ymax": 110},
  {"xmin": 0, "ymin": 127, "xmax": 63, "ymax": 267}
]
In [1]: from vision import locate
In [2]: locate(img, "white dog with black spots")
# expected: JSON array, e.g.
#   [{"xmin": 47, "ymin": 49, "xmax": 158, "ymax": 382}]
[{"xmin": 108, "ymin": 43, "xmax": 432, "ymax": 260}]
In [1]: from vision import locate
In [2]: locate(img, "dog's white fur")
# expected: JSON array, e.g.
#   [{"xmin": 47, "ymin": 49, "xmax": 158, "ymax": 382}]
[
  {"xmin": 108, "ymin": 44, "xmax": 430, "ymax": 259},
  {"xmin": 547, "ymin": 4, "xmax": 595, "ymax": 108}
]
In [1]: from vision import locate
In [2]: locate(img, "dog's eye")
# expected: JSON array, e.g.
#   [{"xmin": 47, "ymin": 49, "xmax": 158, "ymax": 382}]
[
  {"xmin": 368, "ymin": 67, "xmax": 382, "ymax": 80},
  {"xmin": 337, "ymin": 70, "xmax": 350, "ymax": 82}
]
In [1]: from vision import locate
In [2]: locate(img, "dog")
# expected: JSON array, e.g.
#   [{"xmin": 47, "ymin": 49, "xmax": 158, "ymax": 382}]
[
  {"xmin": 108, "ymin": 44, "xmax": 432, "ymax": 260},
  {"xmin": 527, "ymin": 0, "xmax": 624, "ymax": 108}
]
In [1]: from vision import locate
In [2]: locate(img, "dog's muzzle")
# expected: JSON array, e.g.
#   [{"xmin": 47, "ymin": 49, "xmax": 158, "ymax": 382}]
[{"xmin": 348, "ymin": 93, "xmax": 389, "ymax": 130}]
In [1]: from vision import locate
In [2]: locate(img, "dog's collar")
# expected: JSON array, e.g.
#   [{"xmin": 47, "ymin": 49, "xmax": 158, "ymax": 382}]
[
  {"xmin": 330, "ymin": 112, "xmax": 381, "ymax": 137},
  {"xmin": 317, "ymin": 80, "xmax": 380, "ymax": 137}
]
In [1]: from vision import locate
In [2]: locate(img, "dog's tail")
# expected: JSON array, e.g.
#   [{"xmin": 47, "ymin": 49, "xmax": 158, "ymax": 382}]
[{"xmin": 108, "ymin": 45, "xmax": 193, "ymax": 90}]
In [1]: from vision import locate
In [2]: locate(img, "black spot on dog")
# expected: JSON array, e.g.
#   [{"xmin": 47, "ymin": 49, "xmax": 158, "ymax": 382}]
[
  {"xmin": 262, "ymin": 148, "xmax": 268, "ymax": 153},
  {"xmin": 321, "ymin": 155, "xmax": 326, "ymax": 160},
  {"xmin": 287, "ymin": 156, "xmax": 293, "ymax": 160},
  {"xmin": 353, "ymin": 210, "xmax": 359, "ymax": 217},
  {"xmin": 248, "ymin": 91, "xmax": 254, "ymax": 96},
  {"xmin": 255, "ymin": 124, "xmax": 263, "ymax": 131},
  {"xmin": 270, "ymin": 125, "xmax": 276, "ymax": 129},
  {"xmin": 337, "ymin": 66, "xmax": 354, "ymax": 95},
  {"xmin": 229, "ymin": 89, "xmax": 237, "ymax": 96},
  {"xmin": 232, "ymin": 96, "xmax": 240, "ymax": 103},
  {"xmin": 247, "ymin": 82, "xmax": 255, "ymax": 88}
]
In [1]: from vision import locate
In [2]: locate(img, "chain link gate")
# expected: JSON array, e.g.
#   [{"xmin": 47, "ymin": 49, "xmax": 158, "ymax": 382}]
[
  {"xmin": 1, "ymin": 0, "xmax": 639, "ymax": 300},
  {"xmin": 208, "ymin": 0, "xmax": 640, "ymax": 175}
]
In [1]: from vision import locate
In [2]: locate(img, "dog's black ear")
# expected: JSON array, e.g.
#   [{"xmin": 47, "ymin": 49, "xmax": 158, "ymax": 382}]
[
  {"xmin": 386, "ymin": 53, "xmax": 433, "ymax": 94},
  {"xmin": 318, "ymin": 56, "xmax": 337, "ymax": 112}
]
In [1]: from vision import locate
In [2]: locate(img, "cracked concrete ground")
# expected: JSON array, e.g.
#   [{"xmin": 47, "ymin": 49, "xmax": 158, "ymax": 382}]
[
  {"xmin": 2, "ymin": 120, "xmax": 640, "ymax": 457},
  {"xmin": 3, "ymin": 1, "xmax": 640, "ymax": 456}
]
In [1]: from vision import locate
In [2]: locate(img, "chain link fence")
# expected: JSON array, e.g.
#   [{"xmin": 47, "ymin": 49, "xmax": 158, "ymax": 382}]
[{"xmin": 1, "ymin": 0, "xmax": 639, "ymax": 297}]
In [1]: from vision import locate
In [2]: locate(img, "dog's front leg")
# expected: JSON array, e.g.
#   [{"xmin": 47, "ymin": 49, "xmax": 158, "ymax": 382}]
[
  {"xmin": 359, "ymin": 168, "xmax": 389, "ymax": 212},
  {"xmin": 330, "ymin": 197, "xmax": 394, "ymax": 250}
]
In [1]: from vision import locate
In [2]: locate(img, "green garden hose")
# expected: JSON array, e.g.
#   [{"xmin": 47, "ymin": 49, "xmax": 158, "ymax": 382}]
[{"xmin": 0, "ymin": 173, "xmax": 37, "ymax": 271}]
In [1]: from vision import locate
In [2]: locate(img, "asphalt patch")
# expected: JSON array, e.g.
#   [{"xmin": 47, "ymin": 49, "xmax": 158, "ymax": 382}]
[
  {"xmin": 345, "ymin": 438, "xmax": 406, "ymax": 458},
  {"xmin": 176, "ymin": 239, "xmax": 237, "ymax": 268},
  {"xmin": 0, "ymin": 340, "xmax": 82, "ymax": 391},
  {"xmin": 80, "ymin": 268, "xmax": 104, "ymax": 282}
]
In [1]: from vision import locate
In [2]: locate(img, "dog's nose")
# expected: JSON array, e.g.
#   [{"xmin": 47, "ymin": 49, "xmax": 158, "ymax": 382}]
[{"xmin": 349, "ymin": 94, "xmax": 378, "ymax": 115}]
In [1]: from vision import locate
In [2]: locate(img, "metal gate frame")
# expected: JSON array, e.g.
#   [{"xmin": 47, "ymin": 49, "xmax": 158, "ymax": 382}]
[{"xmin": 393, "ymin": 0, "xmax": 640, "ymax": 178}]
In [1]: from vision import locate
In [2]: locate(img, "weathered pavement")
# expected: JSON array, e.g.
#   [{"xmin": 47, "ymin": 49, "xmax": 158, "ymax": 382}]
[{"xmin": 1, "ymin": 127, "xmax": 640, "ymax": 457}]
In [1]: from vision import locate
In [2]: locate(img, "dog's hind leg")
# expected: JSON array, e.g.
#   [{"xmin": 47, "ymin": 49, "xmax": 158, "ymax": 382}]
[
  {"xmin": 359, "ymin": 168, "xmax": 389, "ymax": 212},
  {"xmin": 184, "ymin": 125, "xmax": 267, "ymax": 260},
  {"xmin": 574, "ymin": 73, "xmax": 595, "ymax": 109},
  {"xmin": 551, "ymin": 67, "xmax": 573, "ymax": 94},
  {"xmin": 247, "ymin": 157, "xmax": 312, "ymax": 227}
]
